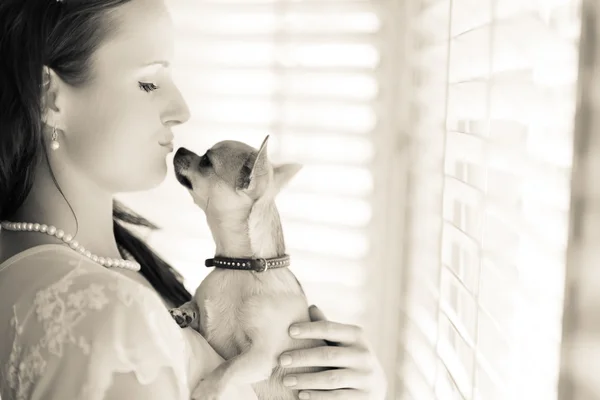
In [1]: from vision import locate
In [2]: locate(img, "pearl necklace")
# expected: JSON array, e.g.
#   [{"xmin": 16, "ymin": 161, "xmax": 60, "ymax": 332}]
[{"xmin": 0, "ymin": 221, "xmax": 141, "ymax": 271}]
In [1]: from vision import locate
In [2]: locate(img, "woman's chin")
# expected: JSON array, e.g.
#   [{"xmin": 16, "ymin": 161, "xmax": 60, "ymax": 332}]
[
  {"xmin": 146, "ymin": 159, "xmax": 169, "ymax": 188},
  {"xmin": 121, "ymin": 162, "xmax": 168, "ymax": 193}
]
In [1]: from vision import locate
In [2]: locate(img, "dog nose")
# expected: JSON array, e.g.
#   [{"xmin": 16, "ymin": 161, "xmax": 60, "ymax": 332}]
[{"xmin": 175, "ymin": 147, "xmax": 193, "ymax": 158}]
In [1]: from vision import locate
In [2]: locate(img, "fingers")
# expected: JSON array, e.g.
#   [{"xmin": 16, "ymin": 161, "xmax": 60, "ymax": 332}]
[
  {"xmin": 282, "ymin": 369, "xmax": 368, "ymax": 391},
  {"xmin": 296, "ymin": 389, "xmax": 368, "ymax": 400},
  {"xmin": 279, "ymin": 345, "xmax": 371, "ymax": 370},
  {"xmin": 290, "ymin": 320, "xmax": 365, "ymax": 346}
]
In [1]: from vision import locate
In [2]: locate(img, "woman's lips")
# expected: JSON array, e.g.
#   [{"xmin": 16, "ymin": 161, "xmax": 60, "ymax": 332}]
[
  {"xmin": 160, "ymin": 141, "xmax": 174, "ymax": 152},
  {"xmin": 159, "ymin": 133, "xmax": 174, "ymax": 151}
]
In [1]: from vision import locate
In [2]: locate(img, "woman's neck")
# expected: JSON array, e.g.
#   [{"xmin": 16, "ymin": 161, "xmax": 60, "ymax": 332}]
[{"xmin": 5, "ymin": 158, "xmax": 121, "ymax": 260}]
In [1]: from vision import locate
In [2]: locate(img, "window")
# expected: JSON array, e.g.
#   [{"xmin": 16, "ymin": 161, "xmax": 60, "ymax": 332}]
[
  {"xmin": 557, "ymin": 0, "xmax": 600, "ymax": 398},
  {"xmin": 117, "ymin": 0, "xmax": 391, "ymax": 335},
  {"xmin": 400, "ymin": 1, "xmax": 582, "ymax": 400}
]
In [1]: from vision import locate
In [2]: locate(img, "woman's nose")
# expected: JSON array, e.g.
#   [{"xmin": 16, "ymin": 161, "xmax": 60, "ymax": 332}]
[{"xmin": 164, "ymin": 85, "xmax": 191, "ymax": 126}]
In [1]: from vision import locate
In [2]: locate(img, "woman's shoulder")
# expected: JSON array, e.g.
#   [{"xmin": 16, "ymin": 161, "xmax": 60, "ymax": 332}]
[
  {"xmin": 0, "ymin": 243, "xmax": 107, "ymax": 278},
  {"xmin": 0, "ymin": 245, "xmax": 193, "ymax": 400},
  {"xmin": 0, "ymin": 244, "xmax": 186, "ymax": 365},
  {"xmin": 0, "ymin": 243, "xmax": 148, "ymax": 285},
  {"xmin": 0, "ymin": 244, "xmax": 173, "ymax": 324},
  {"xmin": 0, "ymin": 244, "xmax": 145, "ymax": 308},
  {"xmin": 0, "ymin": 244, "xmax": 179, "ymax": 341}
]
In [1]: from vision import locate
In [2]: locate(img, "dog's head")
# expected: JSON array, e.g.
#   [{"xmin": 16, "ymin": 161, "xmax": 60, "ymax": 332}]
[{"xmin": 173, "ymin": 136, "xmax": 302, "ymax": 214}]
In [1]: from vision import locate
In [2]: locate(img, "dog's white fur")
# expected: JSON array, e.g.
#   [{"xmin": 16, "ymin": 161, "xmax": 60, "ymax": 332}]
[{"xmin": 170, "ymin": 137, "xmax": 323, "ymax": 400}]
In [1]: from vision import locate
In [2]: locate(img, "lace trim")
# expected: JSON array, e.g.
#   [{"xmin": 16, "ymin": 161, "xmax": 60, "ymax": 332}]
[
  {"xmin": 7, "ymin": 267, "xmax": 94, "ymax": 399},
  {"xmin": 78, "ymin": 277, "xmax": 188, "ymax": 400},
  {"xmin": 4, "ymin": 266, "xmax": 188, "ymax": 400}
]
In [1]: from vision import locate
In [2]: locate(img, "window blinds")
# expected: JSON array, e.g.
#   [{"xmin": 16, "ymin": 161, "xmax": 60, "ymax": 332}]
[
  {"xmin": 117, "ymin": 0, "xmax": 383, "ymax": 328},
  {"xmin": 400, "ymin": 0, "xmax": 582, "ymax": 399}
]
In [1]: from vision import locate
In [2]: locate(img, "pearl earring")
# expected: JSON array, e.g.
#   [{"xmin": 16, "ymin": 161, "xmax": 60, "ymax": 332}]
[{"xmin": 50, "ymin": 126, "xmax": 60, "ymax": 150}]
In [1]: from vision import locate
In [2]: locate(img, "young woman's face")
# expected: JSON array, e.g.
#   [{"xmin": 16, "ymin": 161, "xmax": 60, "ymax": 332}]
[{"xmin": 56, "ymin": 0, "xmax": 190, "ymax": 193}]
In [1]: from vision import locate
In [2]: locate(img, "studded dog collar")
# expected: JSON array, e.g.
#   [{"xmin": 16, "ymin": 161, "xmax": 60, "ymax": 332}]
[{"xmin": 205, "ymin": 254, "xmax": 291, "ymax": 273}]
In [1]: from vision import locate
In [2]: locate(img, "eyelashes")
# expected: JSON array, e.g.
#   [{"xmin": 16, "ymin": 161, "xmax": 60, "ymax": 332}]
[{"xmin": 138, "ymin": 82, "xmax": 159, "ymax": 93}]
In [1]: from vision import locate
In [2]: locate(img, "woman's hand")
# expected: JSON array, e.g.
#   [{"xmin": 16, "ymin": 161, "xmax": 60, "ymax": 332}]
[{"xmin": 278, "ymin": 305, "xmax": 387, "ymax": 399}]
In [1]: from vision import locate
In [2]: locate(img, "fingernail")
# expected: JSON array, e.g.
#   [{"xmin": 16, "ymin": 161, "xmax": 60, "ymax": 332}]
[
  {"xmin": 283, "ymin": 376, "xmax": 297, "ymax": 387},
  {"xmin": 279, "ymin": 354, "xmax": 293, "ymax": 366},
  {"xmin": 299, "ymin": 392, "xmax": 310, "ymax": 399},
  {"xmin": 290, "ymin": 326, "xmax": 301, "ymax": 336}
]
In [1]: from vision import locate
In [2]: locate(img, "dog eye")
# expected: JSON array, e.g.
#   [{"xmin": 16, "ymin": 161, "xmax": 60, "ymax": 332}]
[{"xmin": 199, "ymin": 153, "xmax": 212, "ymax": 168}]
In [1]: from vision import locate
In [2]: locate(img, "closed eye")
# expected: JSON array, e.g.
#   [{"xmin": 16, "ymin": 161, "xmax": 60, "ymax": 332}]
[{"xmin": 138, "ymin": 82, "xmax": 159, "ymax": 92}]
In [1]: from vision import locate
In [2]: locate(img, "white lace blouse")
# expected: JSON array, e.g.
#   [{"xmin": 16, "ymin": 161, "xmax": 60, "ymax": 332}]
[{"xmin": 0, "ymin": 244, "xmax": 256, "ymax": 400}]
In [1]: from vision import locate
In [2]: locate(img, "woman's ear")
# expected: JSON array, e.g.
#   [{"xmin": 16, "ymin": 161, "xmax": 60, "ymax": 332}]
[{"xmin": 40, "ymin": 66, "xmax": 64, "ymax": 129}]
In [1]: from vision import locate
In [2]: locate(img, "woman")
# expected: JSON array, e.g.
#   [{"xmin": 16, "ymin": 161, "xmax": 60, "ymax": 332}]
[{"xmin": 0, "ymin": 0, "xmax": 386, "ymax": 399}]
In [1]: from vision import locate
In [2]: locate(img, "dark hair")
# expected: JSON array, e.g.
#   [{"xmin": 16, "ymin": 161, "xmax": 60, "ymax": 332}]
[{"xmin": 0, "ymin": 0, "xmax": 192, "ymax": 307}]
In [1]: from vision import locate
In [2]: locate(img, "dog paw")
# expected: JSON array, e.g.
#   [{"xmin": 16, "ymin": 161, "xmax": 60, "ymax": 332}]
[
  {"xmin": 191, "ymin": 377, "xmax": 224, "ymax": 400},
  {"xmin": 169, "ymin": 307, "xmax": 195, "ymax": 328}
]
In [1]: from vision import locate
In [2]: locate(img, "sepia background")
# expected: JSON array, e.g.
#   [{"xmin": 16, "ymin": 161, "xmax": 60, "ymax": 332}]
[{"xmin": 112, "ymin": 0, "xmax": 600, "ymax": 399}]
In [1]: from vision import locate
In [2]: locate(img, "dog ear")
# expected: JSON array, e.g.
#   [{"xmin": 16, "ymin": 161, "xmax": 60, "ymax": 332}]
[
  {"xmin": 273, "ymin": 163, "xmax": 302, "ymax": 193},
  {"xmin": 237, "ymin": 135, "xmax": 271, "ymax": 194}
]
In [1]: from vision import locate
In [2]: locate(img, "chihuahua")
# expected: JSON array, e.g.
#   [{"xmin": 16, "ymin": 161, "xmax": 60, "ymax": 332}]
[{"xmin": 169, "ymin": 136, "xmax": 324, "ymax": 400}]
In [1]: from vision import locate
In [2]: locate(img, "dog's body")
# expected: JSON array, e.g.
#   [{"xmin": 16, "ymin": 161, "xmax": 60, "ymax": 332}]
[
  {"xmin": 169, "ymin": 137, "xmax": 323, "ymax": 400},
  {"xmin": 196, "ymin": 268, "xmax": 318, "ymax": 399}
]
